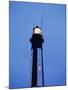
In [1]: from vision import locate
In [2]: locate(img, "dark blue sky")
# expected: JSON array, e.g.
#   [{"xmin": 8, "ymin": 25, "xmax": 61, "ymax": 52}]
[{"xmin": 9, "ymin": 1, "xmax": 66, "ymax": 88}]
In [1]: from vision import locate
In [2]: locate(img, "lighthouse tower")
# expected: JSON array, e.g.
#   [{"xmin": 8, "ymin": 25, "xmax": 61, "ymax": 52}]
[{"xmin": 30, "ymin": 26, "xmax": 44, "ymax": 87}]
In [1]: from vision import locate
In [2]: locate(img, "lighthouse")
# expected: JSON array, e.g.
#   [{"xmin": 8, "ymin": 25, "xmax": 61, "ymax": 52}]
[{"xmin": 30, "ymin": 26, "xmax": 44, "ymax": 87}]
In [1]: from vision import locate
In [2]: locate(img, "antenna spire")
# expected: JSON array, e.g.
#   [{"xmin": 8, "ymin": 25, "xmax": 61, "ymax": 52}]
[{"xmin": 41, "ymin": 16, "xmax": 43, "ymax": 29}]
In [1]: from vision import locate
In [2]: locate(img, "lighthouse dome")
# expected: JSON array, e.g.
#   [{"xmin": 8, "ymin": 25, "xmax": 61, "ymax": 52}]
[{"xmin": 33, "ymin": 26, "xmax": 42, "ymax": 35}]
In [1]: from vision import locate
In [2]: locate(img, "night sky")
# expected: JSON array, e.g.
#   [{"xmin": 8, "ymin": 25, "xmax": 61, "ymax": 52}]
[{"xmin": 9, "ymin": 1, "xmax": 66, "ymax": 88}]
